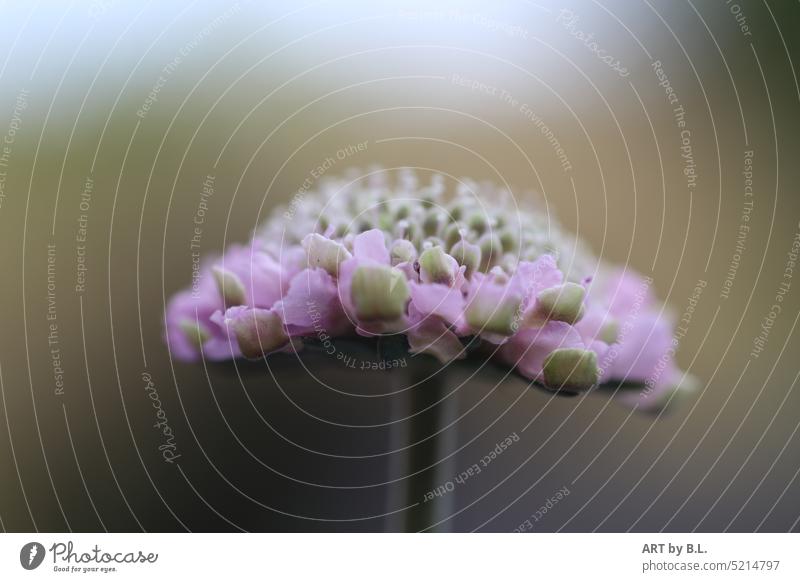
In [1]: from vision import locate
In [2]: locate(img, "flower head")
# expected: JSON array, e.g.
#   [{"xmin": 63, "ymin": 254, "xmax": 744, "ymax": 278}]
[{"xmin": 165, "ymin": 170, "xmax": 694, "ymax": 411}]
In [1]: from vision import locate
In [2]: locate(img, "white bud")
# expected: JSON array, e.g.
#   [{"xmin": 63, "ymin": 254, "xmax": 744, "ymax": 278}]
[{"xmin": 302, "ymin": 233, "xmax": 352, "ymax": 275}]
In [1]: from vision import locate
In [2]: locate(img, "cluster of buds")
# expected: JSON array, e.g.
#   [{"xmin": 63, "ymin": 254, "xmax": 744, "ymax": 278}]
[{"xmin": 165, "ymin": 170, "xmax": 695, "ymax": 410}]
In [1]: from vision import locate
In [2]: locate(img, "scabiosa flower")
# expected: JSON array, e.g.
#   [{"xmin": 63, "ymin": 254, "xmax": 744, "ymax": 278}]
[{"xmin": 165, "ymin": 170, "xmax": 696, "ymax": 410}]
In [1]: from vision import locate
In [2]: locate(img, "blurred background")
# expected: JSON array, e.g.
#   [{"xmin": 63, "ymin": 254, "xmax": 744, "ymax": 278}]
[{"xmin": 0, "ymin": 0, "xmax": 798, "ymax": 532}]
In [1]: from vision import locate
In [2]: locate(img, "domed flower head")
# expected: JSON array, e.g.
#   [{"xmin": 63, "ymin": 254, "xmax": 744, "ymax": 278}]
[{"xmin": 165, "ymin": 170, "xmax": 695, "ymax": 411}]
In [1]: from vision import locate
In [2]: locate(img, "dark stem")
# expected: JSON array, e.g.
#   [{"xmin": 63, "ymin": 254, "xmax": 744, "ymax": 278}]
[{"xmin": 379, "ymin": 336, "xmax": 454, "ymax": 532}]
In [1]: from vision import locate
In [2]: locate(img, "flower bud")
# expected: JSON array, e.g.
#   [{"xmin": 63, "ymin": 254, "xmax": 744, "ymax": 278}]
[
  {"xmin": 179, "ymin": 320, "xmax": 210, "ymax": 350},
  {"xmin": 394, "ymin": 203, "xmax": 411, "ymax": 220},
  {"xmin": 423, "ymin": 210, "xmax": 442, "ymax": 236},
  {"xmin": 302, "ymin": 233, "xmax": 352, "ymax": 275},
  {"xmin": 478, "ymin": 232, "xmax": 502, "ymax": 272},
  {"xmin": 212, "ymin": 267, "xmax": 246, "ymax": 307},
  {"xmin": 350, "ymin": 265, "xmax": 409, "ymax": 321},
  {"xmin": 450, "ymin": 239, "xmax": 481, "ymax": 278},
  {"xmin": 499, "ymin": 227, "xmax": 519, "ymax": 253},
  {"xmin": 467, "ymin": 212, "xmax": 489, "ymax": 235},
  {"xmin": 227, "ymin": 307, "xmax": 289, "ymax": 359},
  {"xmin": 466, "ymin": 284, "xmax": 522, "ymax": 336},
  {"xmin": 530, "ymin": 282, "xmax": 586, "ymax": 325},
  {"xmin": 418, "ymin": 246, "xmax": 457, "ymax": 286},
  {"xmin": 394, "ymin": 219, "xmax": 421, "ymax": 246},
  {"xmin": 442, "ymin": 222, "xmax": 464, "ymax": 251},
  {"xmin": 390, "ymin": 239, "xmax": 417, "ymax": 265},
  {"xmin": 446, "ymin": 201, "xmax": 465, "ymax": 222},
  {"xmin": 542, "ymin": 348, "xmax": 599, "ymax": 392},
  {"xmin": 599, "ymin": 319, "xmax": 619, "ymax": 344}
]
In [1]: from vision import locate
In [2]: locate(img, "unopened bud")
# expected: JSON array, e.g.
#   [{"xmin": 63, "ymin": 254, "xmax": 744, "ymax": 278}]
[
  {"xmin": 228, "ymin": 308, "xmax": 289, "ymax": 359},
  {"xmin": 531, "ymin": 282, "xmax": 586, "ymax": 325},
  {"xmin": 499, "ymin": 227, "xmax": 519, "ymax": 253},
  {"xmin": 467, "ymin": 212, "xmax": 489, "ymax": 235},
  {"xmin": 423, "ymin": 211, "xmax": 442, "ymax": 236},
  {"xmin": 466, "ymin": 286, "xmax": 522, "ymax": 336},
  {"xmin": 443, "ymin": 222, "xmax": 464, "ymax": 251},
  {"xmin": 394, "ymin": 203, "xmax": 411, "ymax": 220},
  {"xmin": 302, "ymin": 233, "xmax": 353, "ymax": 275},
  {"xmin": 418, "ymin": 246, "xmax": 457, "ymax": 286},
  {"xmin": 450, "ymin": 239, "xmax": 481, "ymax": 278},
  {"xmin": 394, "ymin": 219, "xmax": 421, "ymax": 245},
  {"xmin": 542, "ymin": 348, "xmax": 599, "ymax": 392},
  {"xmin": 390, "ymin": 239, "xmax": 417, "ymax": 265},
  {"xmin": 599, "ymin": 319, "xmax": 619, "ymax": 344},
  {"xmin": 351, "ymin": 265, "xmax": 409, "ymax": 321},
  {"xmin": 478, "ymin": 232, "xmax": 502, "ymax": 272},
  {"xmin": 212, "ymin": 267, "xmax": 246, "ymax": 307}
]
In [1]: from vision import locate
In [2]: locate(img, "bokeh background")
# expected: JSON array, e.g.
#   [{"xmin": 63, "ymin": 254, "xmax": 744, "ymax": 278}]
[{"xmin": 0, "ymin": 0, "xmax": 798, "ymax": 532}]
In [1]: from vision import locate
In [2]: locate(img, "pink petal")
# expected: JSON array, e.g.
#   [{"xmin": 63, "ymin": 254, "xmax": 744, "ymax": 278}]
[
  {"xmin": 353, "ymin": 229, "xmax": 389, "ymax": 264},
  {"xmin": 409, "ymin": 281, "xmax": 465, "ymax": 327},
  {"xmin": 276, "ymin": 268, "xmax": 348, "ymax": 336}
]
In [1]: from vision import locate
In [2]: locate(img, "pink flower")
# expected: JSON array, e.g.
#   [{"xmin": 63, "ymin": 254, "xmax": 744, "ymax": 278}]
[
  {"xmin": 217, "ymin": 243, "xmax": 287, "ymax": 309},
  {"xmin": 164, "ymin": 171, "xmax": 694, "ymax": 411}
]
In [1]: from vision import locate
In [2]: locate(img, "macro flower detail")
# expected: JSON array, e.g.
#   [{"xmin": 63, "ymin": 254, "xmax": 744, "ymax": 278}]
[
  {"xmin": 223, "ymin": 306, "xmax": 289, "ymax": 359},
  {"xmin": 165, "ymin": 170, "xmax": 696, "ymax": 410}
]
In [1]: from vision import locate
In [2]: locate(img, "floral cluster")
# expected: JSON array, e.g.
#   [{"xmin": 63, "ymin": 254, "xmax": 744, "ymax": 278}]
[{"xmin": 165, "ymin": 170, "xmax": 695, "ymax": 411}]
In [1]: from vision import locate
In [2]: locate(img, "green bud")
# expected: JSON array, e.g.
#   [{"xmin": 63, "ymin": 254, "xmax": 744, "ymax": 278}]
[
  {"xmin": 467, "ymin": 212, "xmax": 489, "ymax": 235},
  {"xmin": 599, "ymin": 319, "xmax": 619, "ymax": 344},
  {"xmin": 447, "ymin": 201, "xmax": 465, "ymax": 222},
  {"xmin": 179, "ymin": 319, "xmax": 210, "ymax": 350},
  {"xmin": 478, "ymin": 232, "xmax": 502, "ymax": 272},
  {"xmin": 351, "ymin": 265, "xmax": 409, "ymax": 321},
  {"xmin": 443, "ymin": 222, "xmax": 464, "ymax": 251},
  {"xmin": 390, "ymin": 239, "xmax": 417, "ymax": 265},
  {"xmin": 450, "ymin": 239, "xmax": 481, "ymax": 278},
  {"xmin": 355, "ymin": 218, "xmax": 374, "ymax": 233},
  {"xmin": 395, "ymin": 219, "xmax": 421, "ymax": 246},
  {"xmin": 419, "ymin": 193, "xmax": 437, "ymax": 209},
  {"xmin": 542, "ymin": 348, "xmax": 599, "ymax": 392},
  {"xmin": 419, "ymin": 246, "xmax": 456, "ymax": 286},
  {"xmin": 499, "ymin": 227, "xmax": 519, "ymax": 253},
  {"xmin": 423, "ymin": 211, "xmax": 442, "ymax": 236},
  {"xmin": 419, "ymin": 177, "xmax": 444, "ymax": 208},
  {"xmin": 531, "ymin": 282, "xmax": 586, "ymax": 325},
  {"xmin": 212, "ymin": 267, "xmax": 246, "ymax": 308},
  {"xmin": 230, "ymin": 309, "xmax": 289, "ymax": 359},
  {"xmin": 302, "ymin": 233, "xmax": 353, "ymax": 275},
  {"xmin": 466, "ymin": 292, "xmax": 522, "ymax": 336},
  {"xmin": 377, "ymin": 211, "xmax": 394, "ymax": 232},
  {"xmin": 342, "ymin": 233, "xmax": 355, "ymax": 252},
  {"xmin": 394, "ymin": 203, "xmax": 411, "ymax": 220}
]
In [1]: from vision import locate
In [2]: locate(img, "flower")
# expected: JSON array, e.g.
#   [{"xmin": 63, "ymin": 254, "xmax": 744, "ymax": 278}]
[
  {"xmin": 220, "ymin": 306, "xmax": 290, "ymax": 359},
  {"xmin": 164, "ymin": 170, "xmax": 694, "ymax": 410}
]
